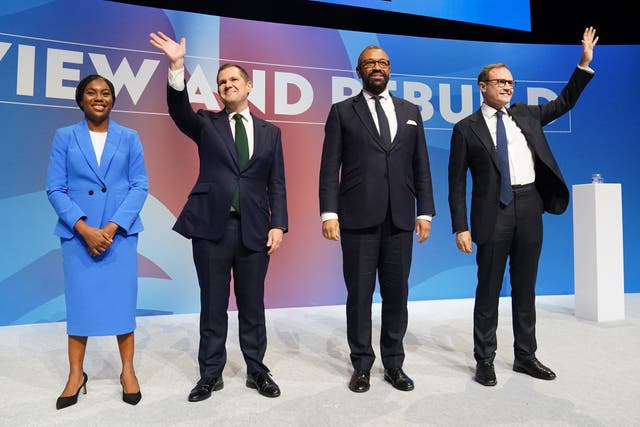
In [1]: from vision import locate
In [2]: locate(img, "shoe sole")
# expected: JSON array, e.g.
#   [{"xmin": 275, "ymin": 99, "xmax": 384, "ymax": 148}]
[
  {"xmin": 348, "ymin": 384, "xmax": 370, "ymax": 393},
  {"xmin": 474, "ymin": 375, "xmax": 497, "ymax": 386},
  {"xmin": 513, "ymin": 365, "xmax": 556, "ymax": 380}
]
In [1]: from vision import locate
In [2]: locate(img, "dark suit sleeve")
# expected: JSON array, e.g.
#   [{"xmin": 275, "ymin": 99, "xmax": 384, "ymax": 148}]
[
  {"xmin": 318, "ymin": 103, "xmax": 342, "ymax": 214},
  {"xmin": 517, "ymin": 67, "xmax": 594, "ymax": 127},
  {"xmin": 268, "ymin": 126, "xmax": 288, "ymax": 232},
  {"xmin": 412, "ymin": 105, "xmax": 435, "ymax": 217},
  {"xmin": 448, "ymin": 122, "xmax": 470, "ymax": 234},
  {"xmin": 167, "ymin": 82, "xmax": 201, "ymax": 144}
]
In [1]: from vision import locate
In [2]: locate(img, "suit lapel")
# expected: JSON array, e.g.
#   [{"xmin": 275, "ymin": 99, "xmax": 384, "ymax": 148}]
[
  {"xmin": 469, "ymin": 109, "xmax": 499, "ymax": 169},
  {"xmin": 99, "ymin": 121, "xmax": 122, "ymax": 175},
  {"xmin": 73, "ymin": 120, "xmax": 103, "ymax": 181},
  {"xmin": 390, "ymin": 95, "xmax": 407, "ymax": 148},
  {"xmin": 212, "ymin": 110, "xmax": 240, "ymax": 169},
  {"xmin": 248, "ymin": 114, "xmax": 266, "ymax": 169},
  {"xmin": 353, "ymin": 92, "xmax": 389, "ymax": 151}
]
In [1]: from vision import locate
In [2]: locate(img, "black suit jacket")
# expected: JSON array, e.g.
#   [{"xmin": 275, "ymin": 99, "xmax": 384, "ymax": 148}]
[
  {"xmin": 448, "ymin": 67, "xmax": 594, "ymax": 244},
  {"xmin": 167, "ymin": 84, "xmax": 288, "ymax": 251},
  {"xmin": 319, "ymin": 91, "xmax": 435, "ymax": 231}
]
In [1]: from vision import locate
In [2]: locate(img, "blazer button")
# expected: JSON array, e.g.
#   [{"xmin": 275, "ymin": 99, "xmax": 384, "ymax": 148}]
[
  {"xmin": 88, "ymin": 190, "xmax": 94, "ymax": 195},
  {"xmin": 101, "ymin": 187, "xmax": 107, "ymax": 193}
]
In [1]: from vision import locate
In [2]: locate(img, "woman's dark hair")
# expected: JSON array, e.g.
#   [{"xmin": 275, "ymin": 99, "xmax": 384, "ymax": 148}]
[{"xmin": 75, "ymin": 74, "xmax": 116, "ymax": 110}]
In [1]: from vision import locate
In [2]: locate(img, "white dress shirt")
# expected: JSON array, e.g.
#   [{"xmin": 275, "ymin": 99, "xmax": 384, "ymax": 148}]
[
  {"xmin": 481, "ymin": 104, "xmax": 535, "ymax": 186},
  {"xmin": 363, "ymin": 88, "xmax": 397, "ymax": 142},
  {"xmin": 89, "ymin": 130, "xmax": 107, "ymax": 166}
]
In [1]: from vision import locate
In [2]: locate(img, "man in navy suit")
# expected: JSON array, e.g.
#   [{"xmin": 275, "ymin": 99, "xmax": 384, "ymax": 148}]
[
  {"xmin": 150, "ymin": 32, "xmax": 287, "ymax": 401},
  {"xmin": 448, "ymin": 27, "xmax": 598, "ymax": 386},
  {"xmin": 319, "ymin": 45, "xmax": 435, "ymax": 393}
]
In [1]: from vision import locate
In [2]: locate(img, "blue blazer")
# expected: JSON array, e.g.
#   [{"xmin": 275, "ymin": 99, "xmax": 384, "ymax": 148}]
[
  {"xmin": 46, "ymin": 119, "xmax": 148, "ymax": 238},
  {"xmin": 319, "ymin": 91, "xmax": 435, "ymax": 231},
  {"xmin": 167, "ymin": 84, "xmax": 288, "ymax": 252}
]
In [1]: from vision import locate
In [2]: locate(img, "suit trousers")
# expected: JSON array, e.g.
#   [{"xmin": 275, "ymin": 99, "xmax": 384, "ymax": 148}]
[
  {"xmin": 191, "ymin": 214, "xmax": 270, "ymax": 379},
  {"xmin": 340, "ymin": 210, "xmax": 413, "ymax": 371},
  {"xmin": 473, "ymin": 184, "xmax": 543, "ymax": 363}
]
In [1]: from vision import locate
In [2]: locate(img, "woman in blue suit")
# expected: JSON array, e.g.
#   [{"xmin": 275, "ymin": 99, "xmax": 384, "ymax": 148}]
[{"xmin": 46, "ymin": 75, "xmax": 148, "ymax": 409}]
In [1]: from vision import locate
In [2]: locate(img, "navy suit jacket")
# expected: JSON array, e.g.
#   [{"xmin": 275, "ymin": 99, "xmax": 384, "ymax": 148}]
[
  {"xmin": 167, "ymin": 85, "xmax": 288, "ymax": 251},
  {"xmin": 448, "ymin": 67, "xmax": 594, "ymax": 244},
  {"xmin": 319, "ymin": 91, "xmax": 435, "ymax": 231}
]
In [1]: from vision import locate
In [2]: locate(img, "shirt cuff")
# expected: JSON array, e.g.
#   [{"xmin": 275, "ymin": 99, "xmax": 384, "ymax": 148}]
[
  {"xmin": 321, "ymin": 213, "xmax": 431, "ymax": 222},
  {"xmin": 321, "ymin": 212, "xmax": 338, "ymax": 222},
  {"xmin": 577, "ymin": 64, "xmax": 594, "ymax": 74},
  {"xmin": 168, "ymin": 67, "xmax": 185, "ymax": 91}
]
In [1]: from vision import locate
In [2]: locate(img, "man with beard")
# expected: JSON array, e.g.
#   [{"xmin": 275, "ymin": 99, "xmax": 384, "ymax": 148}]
[{"xmin": 319, "ymin": 45, "xmax": 435, "ymax": 393}]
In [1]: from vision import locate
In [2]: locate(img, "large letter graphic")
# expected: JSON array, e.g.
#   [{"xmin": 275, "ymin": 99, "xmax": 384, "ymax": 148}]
[
  {"xmin": 46, "ymin": 48, "xmax": 82, "ymax": 100},
  {"xmin": 89, "ymin": 53, "xmax": 159, "ymax": 105},
  {"xmin": 274, "ymin": 72, "xmax": 313, "ymax": 115},
  {"xmin": 439, "ymin": 83, "xmax": 474, "ymax": 124}
]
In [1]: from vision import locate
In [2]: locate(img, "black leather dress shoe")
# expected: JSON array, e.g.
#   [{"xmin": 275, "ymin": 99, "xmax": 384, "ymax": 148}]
[
  {"xmin": 513, "ymin": 357, "xmax": 556, "ymax": 380},
  {"xmin": 474, "ymin": 361, "xmax": 497, "ymax": 386},
  {"xmin": 246, "ymin": 371, "xmax": 281, "ymax": 398},
  {"xmin": 188, "ymin": 377, "xmax": 223, "ymax": 402},
  {"xmin": 384, "ymin": 368, "xmax": 415, "ymax": 391},
  {"xmin": 348, "ymin": 370, "xmax": 370, "ymax": 393}
]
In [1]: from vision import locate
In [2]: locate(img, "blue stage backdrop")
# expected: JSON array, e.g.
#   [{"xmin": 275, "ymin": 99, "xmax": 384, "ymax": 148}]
[{"xmin": 1, "ymin": 0, "xmax": 638, "ymax": 326}]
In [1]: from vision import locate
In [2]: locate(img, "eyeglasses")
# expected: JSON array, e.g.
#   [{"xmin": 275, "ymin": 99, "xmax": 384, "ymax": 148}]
[
  {"xmin": 483, "ymin": 79, "xmax": 516, "ymax": 88},
  {"xmin": 359, "ymin": 59, "xmax": 391, "ymax": 69}
]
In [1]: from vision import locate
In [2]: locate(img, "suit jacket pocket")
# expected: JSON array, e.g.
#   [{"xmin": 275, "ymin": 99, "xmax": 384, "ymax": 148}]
[
  {"xmin": 188, "ymin": 182, "xmax": 211, "ymax": 196},
  {"xmin": 184, "ymin": 182, "xmax": 214, "ymax": 225}
]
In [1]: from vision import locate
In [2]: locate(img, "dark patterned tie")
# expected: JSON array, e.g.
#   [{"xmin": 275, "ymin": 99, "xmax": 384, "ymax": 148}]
[
  {"xmin": 231, "ymin": 113, "xmax": 249, "ymax": 212},
  {"xmin": 496, "ymin": 110, "xmax": 512, "ymax": 205},
  {"xmin": 372, "ymin": 95, "xmax": 391, "ymax": 147}
]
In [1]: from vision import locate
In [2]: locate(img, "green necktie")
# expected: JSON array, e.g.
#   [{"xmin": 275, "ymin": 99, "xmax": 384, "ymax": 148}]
[
  {"xmin": 231, "ymin": 113, "xmax": 249, "ymax": 212},
  {"xmin": 233, "ymin": 113, "xmax": 249, "ymax": 169}
]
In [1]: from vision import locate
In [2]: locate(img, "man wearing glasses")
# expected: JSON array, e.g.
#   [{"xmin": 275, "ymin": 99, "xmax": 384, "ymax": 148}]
[
  {"xmin": 319, "ymin": 45, "xmax": 435, "ymax": 393},
  {"xmin": 448, "ymin": 27, "xmax": 598, "ymax": 386}
]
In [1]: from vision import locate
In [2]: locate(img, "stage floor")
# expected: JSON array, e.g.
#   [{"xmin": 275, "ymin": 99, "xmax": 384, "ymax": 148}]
[{"xmin": 1, "ymin": 294, "xmax": 639, "ymax": 426}]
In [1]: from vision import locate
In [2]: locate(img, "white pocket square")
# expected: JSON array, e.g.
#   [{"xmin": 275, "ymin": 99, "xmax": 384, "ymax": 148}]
[{"xmin": 406, "ymin": 120, "xmax": 417, "ymax": 126}]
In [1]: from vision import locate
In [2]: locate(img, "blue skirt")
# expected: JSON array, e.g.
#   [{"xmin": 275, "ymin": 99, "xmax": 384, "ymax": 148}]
[{"xmin": 61, "ymin": 233, "xmax": 138, "ymax": 336}]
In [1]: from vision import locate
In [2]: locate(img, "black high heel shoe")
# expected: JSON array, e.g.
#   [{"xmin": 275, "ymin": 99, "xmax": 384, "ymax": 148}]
[
  {"xmin": 120, "ymin": 374, "xmax": 142, "ymax": 405},
  {"xmin": 56, "ymin": 372, "xmax": 88, "ymax": 410}
]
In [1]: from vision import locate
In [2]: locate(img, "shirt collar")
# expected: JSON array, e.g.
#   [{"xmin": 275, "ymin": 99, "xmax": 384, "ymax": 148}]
[
  {"xmin": 227, "ymin": 107, "xmax": 250, "ymax": 121},
  {"xmin": 363, "ymin": 88, "xmax": 391, "ymax": 101},
  {"xmin": 481, "ymin": 103, "xmax": 509, "ymax": 119}
]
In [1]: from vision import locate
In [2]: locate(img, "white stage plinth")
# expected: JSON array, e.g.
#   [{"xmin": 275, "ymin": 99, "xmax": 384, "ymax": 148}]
[{"xmin": 572, "ymin": 183, "xmax": 625, "ymax": 322}]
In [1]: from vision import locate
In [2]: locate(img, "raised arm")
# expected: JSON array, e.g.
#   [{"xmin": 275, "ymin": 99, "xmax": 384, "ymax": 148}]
[
  {"xmin": 579, "ymin": 26, "xmax": 598, "ymax": 69},
  {"xmin": 149, "ymin": 31, "xmax": 186, "ymax": 70}
]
